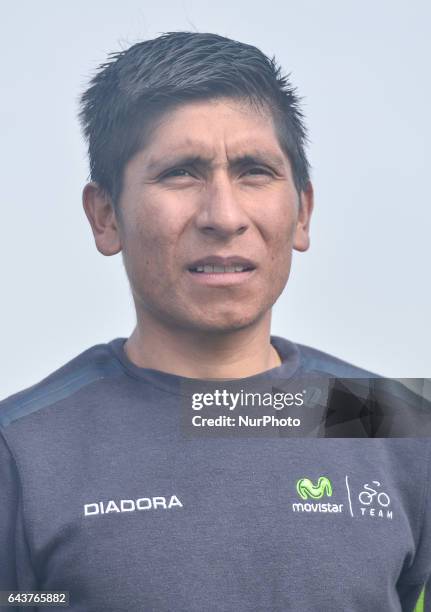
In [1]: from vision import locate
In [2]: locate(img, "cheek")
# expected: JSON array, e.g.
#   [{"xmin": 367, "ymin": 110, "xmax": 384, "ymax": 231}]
[
  {"xmin": 121, "ymin": 211, "xmax": 180, "ymax": 281},
  {"xmin": 263, "ymin": 209, "xmax": 297, "ymax": 260}
]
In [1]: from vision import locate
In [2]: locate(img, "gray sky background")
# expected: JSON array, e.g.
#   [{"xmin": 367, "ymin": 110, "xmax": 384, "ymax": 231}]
[{"xmin": 1, "ymin": 0, "xmax": 430, "ymax": 399}]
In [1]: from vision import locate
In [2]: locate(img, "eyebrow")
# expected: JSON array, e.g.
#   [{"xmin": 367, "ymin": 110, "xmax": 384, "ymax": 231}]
[{"xmin": 145, "ymin": 150, "xmax": 287, "ymax": 175}]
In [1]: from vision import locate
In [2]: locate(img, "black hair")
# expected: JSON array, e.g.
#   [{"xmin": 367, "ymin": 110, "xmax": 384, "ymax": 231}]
[{"xmin": 79, "ymin": 31, "xmax": 310, "ymax": 207}]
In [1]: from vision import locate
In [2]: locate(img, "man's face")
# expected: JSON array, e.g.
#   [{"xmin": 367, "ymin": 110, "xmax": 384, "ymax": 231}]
[{"xmin": 113, "ymin": 97, "xmax": 313, "ymax": 333}]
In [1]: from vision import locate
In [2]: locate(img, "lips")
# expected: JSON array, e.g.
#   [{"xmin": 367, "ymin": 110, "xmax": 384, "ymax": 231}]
[{"xmin": 187, "ymin": 255, "xmax": 256, "ymax": 272}]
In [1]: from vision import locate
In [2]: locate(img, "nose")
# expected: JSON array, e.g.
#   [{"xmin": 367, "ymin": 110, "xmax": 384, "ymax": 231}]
[{"xmin": 194, "ymin": 172, "xmax": 250, "ymax": 239}]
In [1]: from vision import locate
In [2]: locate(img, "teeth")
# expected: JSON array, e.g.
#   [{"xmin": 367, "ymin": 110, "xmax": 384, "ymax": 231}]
[{"xmin": 192, "ymin": 264, "xmax": 249, "ymax": 273}]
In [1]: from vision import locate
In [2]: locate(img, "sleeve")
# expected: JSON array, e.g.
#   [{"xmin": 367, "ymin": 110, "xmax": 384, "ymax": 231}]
[
  {"xmin": 397, "ymin": 442, "xmax": 431, "ymax": 612},
  {"xmin": 422, "ymin": 444, "xmax": 431, "ymax": 612},
  {"xmin": 424, "ymin": 577, "xmax": 431, "ymax": 612},
  {"xmin": 0, "ymin": 430, "xmax": 19, "ymax": 593},
  {"xmin": 0, "ymin": 429, "xmax": 38, "ymax": 611},
  {"xmin": 417, "ymin": 448, "xmax": 431, "ymax": 612}
]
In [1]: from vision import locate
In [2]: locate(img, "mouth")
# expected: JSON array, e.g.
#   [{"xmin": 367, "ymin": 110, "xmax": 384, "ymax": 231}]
[
  {"xmin": 189, "ymin": 264, "xmax": 255, "ymax": 274},
  {"xmin": 187, "ymin": 256, "xmax": 257, "ymax": 286},
  {"xmin": 187, "ymin": 255, "xmax": 256, "ymax": 274}
]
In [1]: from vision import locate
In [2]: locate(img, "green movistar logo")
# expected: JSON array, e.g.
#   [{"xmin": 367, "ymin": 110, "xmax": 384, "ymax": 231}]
[{"xmin": 296, "ymin": 477, "xmax": 333, "ymax": 500}]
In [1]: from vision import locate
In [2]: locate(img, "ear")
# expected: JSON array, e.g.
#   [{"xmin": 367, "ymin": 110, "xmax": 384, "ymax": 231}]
[
  {"xmin": 82, "ymin": 182, "xmax": 122, "ymax": 256},
  {"xmin": 293, "ymin": 181, "xmax": 314, "ymax": 252}
]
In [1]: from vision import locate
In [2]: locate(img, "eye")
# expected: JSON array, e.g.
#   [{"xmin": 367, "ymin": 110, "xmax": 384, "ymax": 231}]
[
  {"xmin": 243, "ymin": 167, "xmax": 273, "ymax": 177},
  {"xmin": 162, "ymin": 168, "xmax": 193, "ymax": 179}
]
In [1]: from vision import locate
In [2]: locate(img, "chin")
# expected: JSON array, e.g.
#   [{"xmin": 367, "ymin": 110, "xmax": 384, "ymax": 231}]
[{"xmin": 184, "ymin": 309, "xmax": 264, "ymax": 334}]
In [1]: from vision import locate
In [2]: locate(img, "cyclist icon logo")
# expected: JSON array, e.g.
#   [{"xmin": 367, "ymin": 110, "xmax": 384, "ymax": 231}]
[{"xmin": 358, "ymin": 481, "xmax": 391, "ymax": 507}]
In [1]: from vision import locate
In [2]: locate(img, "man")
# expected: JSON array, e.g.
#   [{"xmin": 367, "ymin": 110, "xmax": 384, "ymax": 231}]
[{"xmin": 0, "ymin": 32, "xmax": 429, "ymax": 611}]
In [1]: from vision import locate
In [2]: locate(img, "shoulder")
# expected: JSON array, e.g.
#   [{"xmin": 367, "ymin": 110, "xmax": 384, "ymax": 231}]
[
  {"xmin": 296, "ymin": 342, "xmax": 381, "ymax": 377},
  {"xmin": 272, "ymin": 335, "xmax": 381, "ymax": 378},
  {"xmin": 0, "ymin": 341, "xmax": 124, "ymax": 429}
]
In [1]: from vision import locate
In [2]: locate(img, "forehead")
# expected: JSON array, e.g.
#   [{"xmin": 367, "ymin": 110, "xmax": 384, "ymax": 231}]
[{"xmin": 140, "ymin": 97, "xmax": 288, "ymax": 164}]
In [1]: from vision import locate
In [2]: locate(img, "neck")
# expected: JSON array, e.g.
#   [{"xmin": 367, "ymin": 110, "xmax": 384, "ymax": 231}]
[{"xmin": 124, "ymin": 310, "xmax": 281, "ymax": 379}]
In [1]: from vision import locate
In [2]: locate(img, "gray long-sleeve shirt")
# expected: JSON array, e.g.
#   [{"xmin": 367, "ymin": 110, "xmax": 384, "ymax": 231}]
[{"xmin": 0, "ymin": 336, "xmax": 430, "ymax": 611}]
